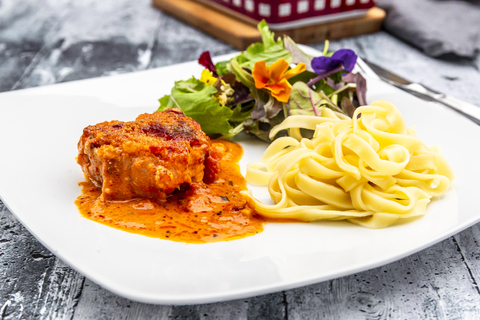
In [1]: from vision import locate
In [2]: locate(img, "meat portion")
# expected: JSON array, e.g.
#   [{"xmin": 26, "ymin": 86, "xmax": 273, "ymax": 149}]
[{"xmin": 77, "ymin": 108, "xmax": 217, "ymax": 201}]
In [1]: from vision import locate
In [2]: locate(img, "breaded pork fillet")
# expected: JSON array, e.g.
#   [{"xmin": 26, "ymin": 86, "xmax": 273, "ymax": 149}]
[{"xmin": 77, "ymin": 108, "xmax": 213, "ymax": 201}]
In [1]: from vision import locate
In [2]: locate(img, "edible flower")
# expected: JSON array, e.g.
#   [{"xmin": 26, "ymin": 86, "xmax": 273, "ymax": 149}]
[
  {"xmin": 200, "ymin": 69, "xmax": 217, "ymax": 86},
  {"xmin": 311, "ymin": 49, "xmax": 357, "ymax": 74},
  {"xmin": 217, "ymin": 83, "xmax": 235, "ymax": 106},
  {"xmin": 198, "ymin": 51, "xmax": 217, "ymax": 75},
  {"xmin": 252, "ymin": 59, "xmax": 306, "ymax": 102},
  {"xmin": 199, "ymin": 69, "xmax": 234, "ymax": 106},
  {"xmin": 306, "ymin": 49, "xmax": 358, "ymax": 87}
]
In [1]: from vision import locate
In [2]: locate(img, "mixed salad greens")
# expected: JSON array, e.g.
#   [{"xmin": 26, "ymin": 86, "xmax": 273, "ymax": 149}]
[{"xmin": 158, "ymin": 21, "xmax": 366, "ymax": 142}]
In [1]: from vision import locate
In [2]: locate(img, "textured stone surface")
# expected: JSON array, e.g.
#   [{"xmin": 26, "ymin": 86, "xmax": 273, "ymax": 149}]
[{"xmin": 1, "ymin": 0, "xmax": 480, "ymax": 319}]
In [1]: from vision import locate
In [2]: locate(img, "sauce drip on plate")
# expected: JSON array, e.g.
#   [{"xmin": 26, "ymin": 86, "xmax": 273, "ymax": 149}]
[{"xmin": 76, "ymin": 141, "xmax": 265, "ymax": 243}]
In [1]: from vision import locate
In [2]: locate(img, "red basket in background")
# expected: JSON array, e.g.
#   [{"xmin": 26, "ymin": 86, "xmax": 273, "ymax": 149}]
[{"xmin": 201, "ymin": 0, "xmax": 376, "ymax": 30}]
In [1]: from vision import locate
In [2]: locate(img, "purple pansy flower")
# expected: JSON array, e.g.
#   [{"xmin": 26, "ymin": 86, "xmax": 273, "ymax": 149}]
[{"xmin": 311, "ymin": 49, "xmax": 357, "ymax": 74}]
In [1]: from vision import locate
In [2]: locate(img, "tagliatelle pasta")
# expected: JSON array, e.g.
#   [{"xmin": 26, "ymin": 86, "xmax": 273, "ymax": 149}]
[{"xmin": 244, "ymin": 100, "xmax": 454, "ymax": 228}]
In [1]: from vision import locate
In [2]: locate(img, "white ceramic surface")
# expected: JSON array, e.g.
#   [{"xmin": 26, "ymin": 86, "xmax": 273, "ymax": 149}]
[{"xmin": 1, "ymin": 50, "xmax": 479, "ymax": 305}]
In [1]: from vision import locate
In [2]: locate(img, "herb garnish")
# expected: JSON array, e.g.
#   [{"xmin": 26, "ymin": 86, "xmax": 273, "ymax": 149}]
[{"xmin": 158, "ymin": 21, "xmax": 366, "ymax": 142}]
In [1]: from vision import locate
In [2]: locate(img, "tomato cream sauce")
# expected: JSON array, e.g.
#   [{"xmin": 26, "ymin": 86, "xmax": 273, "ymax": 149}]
[{"xmin": 76, "ymin": 141, "xmax": 265, "ymax": 243}]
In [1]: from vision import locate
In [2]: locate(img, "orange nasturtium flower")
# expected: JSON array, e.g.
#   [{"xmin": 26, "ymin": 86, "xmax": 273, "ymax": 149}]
[{"xmin": 252, "ymin": 59, "xmax": 306, "ymax": 102}]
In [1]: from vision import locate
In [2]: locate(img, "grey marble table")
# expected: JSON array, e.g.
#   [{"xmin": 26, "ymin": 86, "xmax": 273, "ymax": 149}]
[{"xmin": 2, "ymin": 0, "xmax": 480, "ymax": 319}]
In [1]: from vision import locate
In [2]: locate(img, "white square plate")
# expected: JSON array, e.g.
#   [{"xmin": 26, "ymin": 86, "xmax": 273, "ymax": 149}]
[{"xmin": 1, "ymin": 49, "xmax": 479, "ymax": 304}]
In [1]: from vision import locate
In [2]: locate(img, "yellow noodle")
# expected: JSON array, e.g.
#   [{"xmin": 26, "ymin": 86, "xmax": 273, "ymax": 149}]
[{"xmin": 243, "ymin": 100, "xmax": 454, "ymax": 228}]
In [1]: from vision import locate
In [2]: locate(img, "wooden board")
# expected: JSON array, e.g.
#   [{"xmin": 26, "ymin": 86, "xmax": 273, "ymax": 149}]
[{"xmin": 152, "ymin": 0, "xmax": 385, "ymax": 50}]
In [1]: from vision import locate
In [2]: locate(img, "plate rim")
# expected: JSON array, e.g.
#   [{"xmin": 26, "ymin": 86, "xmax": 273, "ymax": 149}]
[{"xmin": 0, "ymin": 46, "xmax": 478, "ymax": 305}]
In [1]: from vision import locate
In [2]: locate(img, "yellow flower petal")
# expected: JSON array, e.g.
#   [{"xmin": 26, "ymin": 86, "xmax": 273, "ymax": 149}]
[
  {"xmin": 282, "ymin": 63, "xmax": 306, "ymax": 80},
  {"xmin": 200, "ymin": 69, "xmax": 217, "ymax": 86}
]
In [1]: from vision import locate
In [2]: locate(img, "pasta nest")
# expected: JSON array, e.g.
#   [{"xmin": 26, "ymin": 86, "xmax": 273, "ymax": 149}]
[{"xmin": 244, "ymin": 100, "xmax": 454, "ymax": 228}]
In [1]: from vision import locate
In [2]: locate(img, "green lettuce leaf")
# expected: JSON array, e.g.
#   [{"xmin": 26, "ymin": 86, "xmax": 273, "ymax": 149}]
[
  {"xmin": 158, "ymin": 94, "xmax": 175, "ymax": 110},
  {"xmin": 215, "ymin": 61, "xmax": 230, "ymax": 76},
  {"xmin": 230, "ymin": 104, "xmax": 253, "ymax": 123},
  {"xmin": 288, "ymin": 82, "xmax": 343, "ymax": 116},
  {"xmin": 288, "ymin": 82, "xmax": 323, "ymax": 116},
  {"xmin": 229, "ymin": 58, "xmax": 256, "ymax": 91},
  {"xmin": 158, "ymin": 77, "xmax": 233, "ymax": 135},
  {"xmin": 259, "ymin": 19, "xmax": 277, "ymax": 48},
  {"xmin": 283, "ymin": 35, "xmax": 313, "ymax": 72},
  {"xmin": 233, "ymin": 20, "xmax": 292, "ymax": 70}
]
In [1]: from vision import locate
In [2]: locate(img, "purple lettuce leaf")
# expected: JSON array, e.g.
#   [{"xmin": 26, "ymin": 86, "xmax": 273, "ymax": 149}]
[
  {"xmin": 198, "ymin": 51, "xmax": 217, "ymax": 75},
  {"xmin": 342, "ymin": 72, "xmax": 367, "ymax": 106}
]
